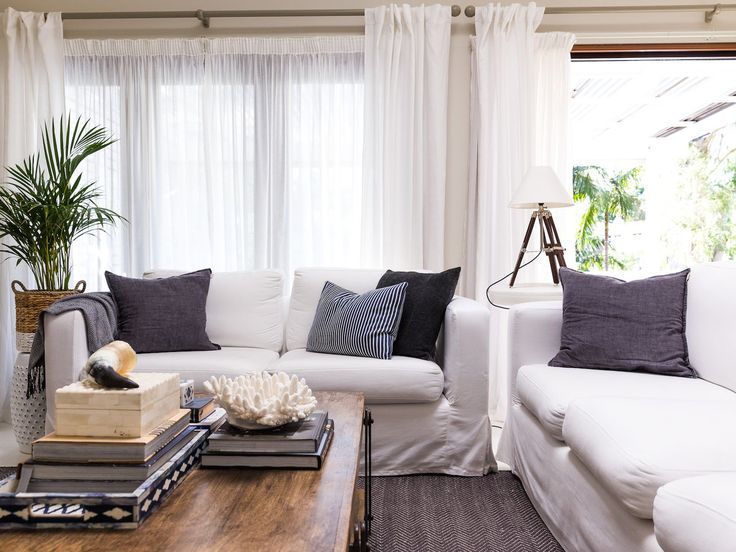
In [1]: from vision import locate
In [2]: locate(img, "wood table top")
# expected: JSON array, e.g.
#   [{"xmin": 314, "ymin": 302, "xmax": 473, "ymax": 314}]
[{"xmin": 0, "ymin": 391, "xmax": 365, "ymax": 552}]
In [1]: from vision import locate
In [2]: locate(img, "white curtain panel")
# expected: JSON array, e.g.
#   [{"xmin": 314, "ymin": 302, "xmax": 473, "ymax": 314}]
[
  {"xmin": 64, "ymin": 37, "xmax": 365, "ymax": 289},
  {"xmin": 363, "ymin": 4, "xmax": 451, "ymax": 270},
  {"xmin": 0, "ymin": 8, "xmax": 64, "ymax": 422},
  {"xmin": 465, "ymin": 3, "xmax": 575, "ymax": 420}
]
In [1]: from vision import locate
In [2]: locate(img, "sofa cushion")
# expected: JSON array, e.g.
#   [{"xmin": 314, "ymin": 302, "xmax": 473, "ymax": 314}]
[
  {"xmin": 136, "ymin": 347, "xmax": 279, "ymax": 391},
  {"xmin": 274, "ymin": 349, "xmax": 443, "ymax": 403},
  {"xmin": 654, "ymin": 474, "xmax": 736, "ymax": 552},
  {"xmin": 286, "ymin": 268, "xmax": 385, "ymax": 351},
  {"xmin": 377, "ymin": 268, "xmax": 460, "ymax": 361},
  {"xmin": 517, "ymin": 364, "xmax": 735, "ymax": 441},
  {"xmin": 106, "ymin": 269, "xmax": 220, "ymax": 353},
  {"xmin": 686, "ymin": 261, "xmax": 736, "ymax": 392},
  {"xmin": 145, "ymin": 269, "xmax": 284, "ymax": 352},
  {"xmin": 549, "ymin": 268, "xmax": 694, "ymax": 377},
  {"xmin": 563, "ymin": 397, "xmax": 736, "ymax": 519},
  {"xmin": 307, "ymin": 281, "xmax": 407, "ymax": 359}
]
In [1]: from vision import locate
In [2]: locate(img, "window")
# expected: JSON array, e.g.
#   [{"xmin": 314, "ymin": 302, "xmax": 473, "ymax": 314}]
[{"xmin": 64, "ymin": 37, "xmax": 364, "ymax": 289}]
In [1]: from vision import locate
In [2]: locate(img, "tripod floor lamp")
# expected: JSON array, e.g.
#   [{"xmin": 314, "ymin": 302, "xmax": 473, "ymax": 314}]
[{"xmin": 509, "ymin": 166, "xmax": 574, "ymax": 287}]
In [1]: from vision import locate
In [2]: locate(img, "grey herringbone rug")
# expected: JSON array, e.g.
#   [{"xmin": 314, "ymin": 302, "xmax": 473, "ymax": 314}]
[{"xmin": 363, "ymin": 473, "xmax": 563, "ymax": 552}]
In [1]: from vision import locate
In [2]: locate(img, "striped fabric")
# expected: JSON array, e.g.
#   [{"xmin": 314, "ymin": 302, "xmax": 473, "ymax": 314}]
[{"xmin": 306, "ymin": 281, "xmax": 408, "ymax": 359}]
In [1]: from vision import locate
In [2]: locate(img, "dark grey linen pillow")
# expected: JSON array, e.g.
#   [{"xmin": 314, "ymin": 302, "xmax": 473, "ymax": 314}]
[
  {"xmin": 549, "ymin": 268, "xmax": 694, "ymax": 377},
  {"xmin": 105, "ymin": 269, "xmax": 220, "ymax": 354},
  {"xmin": 376, "ymin": 267, "xmax": 461, "ymax": 360},
  {"xmin": 307, "ymin": 281, "xmax": 408, "ymax": 360}
]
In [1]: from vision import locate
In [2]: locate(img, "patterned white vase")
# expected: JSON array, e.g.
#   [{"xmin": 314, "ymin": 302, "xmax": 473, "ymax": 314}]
[{"xmin": 10, "ymin": 354, "xmax": 47, "ymax": 454}]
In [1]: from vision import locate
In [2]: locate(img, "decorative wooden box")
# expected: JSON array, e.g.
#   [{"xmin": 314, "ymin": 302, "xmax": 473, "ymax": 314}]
[
  {"xmin": 0, "ymin": 429, "xmax": 206, "ymax": 530},
  {"xmin": 55, "ymin": 373, "xmax": 180, "ymax": 438}
]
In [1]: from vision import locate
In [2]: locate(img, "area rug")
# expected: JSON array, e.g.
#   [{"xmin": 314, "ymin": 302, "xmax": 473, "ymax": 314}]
[
  {"xmin": 361, "ymin": 472, "xmax": 563, "ymax": 552},
  {"xmin": 0, "ymin": 467, "xmax": 15, "ymax": 480}
]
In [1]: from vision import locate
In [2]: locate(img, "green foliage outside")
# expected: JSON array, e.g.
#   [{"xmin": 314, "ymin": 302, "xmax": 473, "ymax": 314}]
[
  {"xmin": 0, "ymin": 115, "xmax": 124, "ymax": 290},
  {"xmin": 573, "ymin": 165, "xmax": 643, "ymax": 271}
]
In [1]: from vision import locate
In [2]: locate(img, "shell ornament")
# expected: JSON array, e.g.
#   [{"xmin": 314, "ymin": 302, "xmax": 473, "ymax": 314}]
[
  {"xmin": 204, "ymin": 372, "xmax": 318, "ymax": 429},
  {"xmin": 82, "ymin": 341, "xmax": 139, "ymax": 389}
]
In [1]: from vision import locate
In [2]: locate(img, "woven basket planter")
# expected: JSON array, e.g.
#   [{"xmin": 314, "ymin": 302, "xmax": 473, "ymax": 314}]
[{"xmin": 12, "ymin": 280, "xmax": 86, "ymax": 353}]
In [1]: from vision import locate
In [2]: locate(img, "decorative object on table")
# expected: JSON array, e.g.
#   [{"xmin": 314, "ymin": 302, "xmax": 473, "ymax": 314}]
[
  {"xmin": 81, "ymin": 341, "xmax": 138, "ymax": 389},
  {"xmin": 185, "ymin": 396, "xmax": 214, "ymax": 423},
  {"xmin": 204, "ymin": 371, "xmax": 318, "ymax": 430},
  {"xmin": 508, "ymin": 165, "xmax": 574, "ymax": 286},
  {"xmin": 549, "ymin": 268, "xmax": 694, "ymax": 377},
  {"xmin": 201, "ymin": 420, "xmax": 334, "ymax": 469},
  {"xmin": 9, "ymin": 354, "xmax": 46, "ymax": 454},
  {"xmin": 376, "ymin": 267, "xmax": 461, "ymax": 360},
  {"xmin": 179, "ymin": 379, "xmax": 194, "ymax": 406},
  {"xmin": 207, "ymin": 411, "xmax": 329, "ymax": 454},
  {"xmin": 54, "ymin": 373, "xmax": 181, "ymax": 438},
  {"xmin": 0, "ymin": 115, "xmax": 124, "ymax": 353},
  {"xmin": 105, "ymin": 269, "xmax": 220, "ymax": 353},
  {"xmin": 306, "ymin": 281, "xmax": 408, "ymax": 359},
  {"xmin": 0, "ymin": 429, "xmax": 207, "ymax": 530}
]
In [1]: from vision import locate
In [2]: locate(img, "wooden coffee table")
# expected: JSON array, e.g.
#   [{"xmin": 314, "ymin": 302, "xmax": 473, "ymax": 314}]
[{"xmin": 0, "ymin": 391, "xmax": 370, "ymax": 552}]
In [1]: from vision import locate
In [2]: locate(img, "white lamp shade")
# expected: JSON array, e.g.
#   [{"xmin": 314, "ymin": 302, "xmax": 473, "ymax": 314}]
[{"xmin": 510, "ymin": 166, "xmax": 574, "ymax": 209}]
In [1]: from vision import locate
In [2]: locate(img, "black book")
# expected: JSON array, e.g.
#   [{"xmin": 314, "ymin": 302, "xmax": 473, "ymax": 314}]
[
  {"xmin": 207, "ymin": 411, "xmax": 328, "ymax": 454},
  {"xmin": 24, "ymin": 426, "xmax": 197, "ymax": 481},
  {"xmin": 186, "ymin": 397, "xmax": 215, "ymax": 423},
  {"xmin": 201, "ymin": 421, "xmax": 334, "ymax": 470}
]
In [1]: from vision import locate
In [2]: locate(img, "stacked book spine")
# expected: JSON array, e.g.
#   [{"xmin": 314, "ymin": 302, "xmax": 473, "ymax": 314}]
[{"xmin": 201, "ymin": 411, "xmax": 334, "ymax": 469}]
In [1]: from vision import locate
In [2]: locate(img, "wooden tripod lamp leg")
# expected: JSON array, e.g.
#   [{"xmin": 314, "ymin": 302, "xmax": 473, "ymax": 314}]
[
  {"xmin": 509, "ymin": 213, "xmax": 537, "ymax": 287},
  {"xmin": 539, "ymin": 215, "xmax": 560, "ymax": 284}
]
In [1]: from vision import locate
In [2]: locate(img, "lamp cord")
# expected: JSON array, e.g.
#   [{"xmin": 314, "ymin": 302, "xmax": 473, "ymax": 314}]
[{"xmin": 485, "ymin": 230, "xmax": 545, "ymax": 310}]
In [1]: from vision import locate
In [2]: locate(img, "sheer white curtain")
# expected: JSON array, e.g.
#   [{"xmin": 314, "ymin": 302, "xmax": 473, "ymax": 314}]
[
  {"xmin": 363, "ymin": 4, "xmax": 451, "ymax": 270},
  {"xmin": 0, "ymin": 9, "xmax": 64, "ymax": 421},
  {"xmin": 64, "ymin": 37, "xmax": 365, "ymax": 289},
  {"xmin": 464, "ymin": 3, "xmax": 575, "ymax": 420}
]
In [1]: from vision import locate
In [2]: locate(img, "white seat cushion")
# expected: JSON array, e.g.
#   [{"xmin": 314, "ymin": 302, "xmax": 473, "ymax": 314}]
[
  {"xmin": 654, "ymin": 474, "xmax": 736, "ymax": 552},
  {"xmin": 563, "ymin": 397, "xmax": 736, "ymax": 519},
  {"xmin": 136, "ymin": 347, "xmax": 279, "ymax": 391},
  {"xmin": 273, "ymin": 349, "xmax": 443, "ymax": 404},
  {"xmin": 517, "ymin": 364, "xmax": 734, "ymax": 441}
]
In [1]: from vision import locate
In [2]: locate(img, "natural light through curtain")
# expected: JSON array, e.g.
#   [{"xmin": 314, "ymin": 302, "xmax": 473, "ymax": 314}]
[{"xmin": 64, "ymin": 37, "xmax": 364, "ymax": 289}]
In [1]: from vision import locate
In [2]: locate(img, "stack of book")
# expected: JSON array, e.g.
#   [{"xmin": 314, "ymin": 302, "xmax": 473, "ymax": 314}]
[
  {"xmin": 201, "ymin": 411, "xmax": 334, "ymax": 469},
  {"xmin": 18, "ymin": 409, "xmax": 206, "ymax": 493}
]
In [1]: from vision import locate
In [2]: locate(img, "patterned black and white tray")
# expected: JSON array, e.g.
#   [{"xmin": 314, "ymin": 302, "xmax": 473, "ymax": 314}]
[{"xmin": 0, "ymin": 429, "xmax": 207, "ymax": 530}]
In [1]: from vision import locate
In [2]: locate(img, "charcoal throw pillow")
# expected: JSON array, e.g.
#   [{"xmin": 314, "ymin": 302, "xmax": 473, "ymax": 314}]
[
  {"xmin": 306, "ymin": 281, "xmax": 408, "ymax": 360},
  {"xmin": 105, "ymin": 269, "xmax": 220, "ymax": 354},
  {"xmin": 549, "ymin": 268, "xmax": 694, "ymax": 377},
  {"xmin": 377, "ymin": 267, "xmax": 461, "ymax": 360}
]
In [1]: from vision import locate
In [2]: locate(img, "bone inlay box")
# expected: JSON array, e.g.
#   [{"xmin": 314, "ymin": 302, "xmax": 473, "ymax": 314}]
[{"xmin": 55, "ymin": 373, "xmax": 181, "ymax": 438}]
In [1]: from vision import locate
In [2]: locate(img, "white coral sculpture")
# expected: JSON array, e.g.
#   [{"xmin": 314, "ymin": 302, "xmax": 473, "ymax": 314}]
[{"xmin": 204, "ymin": 372, "xmax": 318, "ymax": 429}]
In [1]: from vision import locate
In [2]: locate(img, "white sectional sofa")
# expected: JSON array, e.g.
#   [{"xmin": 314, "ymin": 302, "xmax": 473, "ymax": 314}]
[
  {"xmin": 44, "ymin": 267, "xmax": 496, "ymax": 476},
  {"xmin": 498, "ymin": 261, "xmax": 736, "ymax": 552}
]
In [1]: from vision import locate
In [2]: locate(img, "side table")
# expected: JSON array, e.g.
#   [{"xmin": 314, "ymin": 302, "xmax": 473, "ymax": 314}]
[{"xmin": 9, "ymin": 353, "xmax": 46, "ymax": 454}]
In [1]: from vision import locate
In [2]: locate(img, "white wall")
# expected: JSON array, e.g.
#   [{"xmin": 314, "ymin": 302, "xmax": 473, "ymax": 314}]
[{"xmin": 4, "ymin": 0, "xmax": 735, "ymax": 271}]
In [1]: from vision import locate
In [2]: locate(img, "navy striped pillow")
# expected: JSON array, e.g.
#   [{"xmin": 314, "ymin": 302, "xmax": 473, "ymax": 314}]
[{"xmin": 306, "ymin": 281, "xmax": 408, "ymax": 359}]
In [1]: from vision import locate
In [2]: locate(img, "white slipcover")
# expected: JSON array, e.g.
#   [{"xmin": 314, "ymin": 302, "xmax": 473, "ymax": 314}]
[
  {"xmin": 274, "ymin": 349, "xmax": 443, "ymax": 403},
  {"xmin": 686, "ymin": 261, "xmax": 736, "ymax": 392},
  {"xmin": 517, "ymin": 364, "xmax": 735, "ymax": 441},
  {"xmin": 135, "ymin": 348, "xmax": 279, "ymax": 391},
  {"xmin": 144, "ymin": 269, "xmax": 285, "ymax": 351},
  {"xmin": 563, "ymin": 397, "xmax": 736, "ymax": 519},
  {"xmin": 654, "ymin": 474, "xmax": 736, "ymax": 552}
]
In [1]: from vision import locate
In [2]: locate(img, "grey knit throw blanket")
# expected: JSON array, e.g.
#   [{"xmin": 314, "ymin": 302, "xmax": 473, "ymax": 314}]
[{"xmin": 27, "ymin": 292, "xmax": 117, "ymax": 398}]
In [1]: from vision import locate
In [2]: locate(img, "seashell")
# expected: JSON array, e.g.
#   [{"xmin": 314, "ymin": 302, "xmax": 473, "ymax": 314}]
[
  {"xmin": 204, "ymin": 371, "xmax": 318, "ymax": 429},
  {"xmin": 82, "ymin": 341, "xmax": 139, "ymax": 389}
]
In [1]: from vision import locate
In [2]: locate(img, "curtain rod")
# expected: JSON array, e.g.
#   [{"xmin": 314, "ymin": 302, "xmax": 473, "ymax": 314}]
[
  {"xmin": 58, "ymin": 6, "xmax": 463, "ymax": 28},
  {"xmin": 55, "ymin": 4, "xmax": 734, "ymax": 28}
]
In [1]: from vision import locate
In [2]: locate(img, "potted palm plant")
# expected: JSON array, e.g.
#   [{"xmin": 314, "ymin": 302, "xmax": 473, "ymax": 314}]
[{"xmin": 0, "ymin": 115, "xmax": 123, "ymax": 352}]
